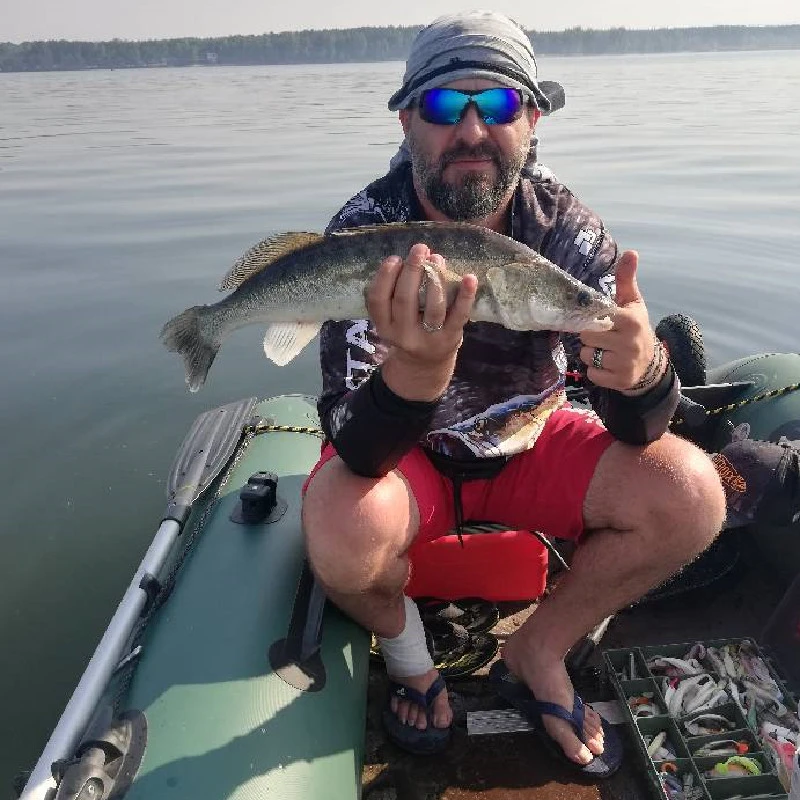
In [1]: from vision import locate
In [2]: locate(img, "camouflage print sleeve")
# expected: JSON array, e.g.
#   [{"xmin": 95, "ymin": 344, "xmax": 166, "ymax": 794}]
[
  {"xmin": 536, "ymin": 185, "xmax": 619, "ymax": 295},
  {"xmin": 324, "ymin": 188, "xmax": 391, "ymax": 236}
]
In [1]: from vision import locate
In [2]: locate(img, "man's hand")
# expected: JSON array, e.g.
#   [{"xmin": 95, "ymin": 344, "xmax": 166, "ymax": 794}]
[
  {"xmin": 367, "ymin": 243, "xmax": 477, "ymax": 401},
  {"xmin": 578, "ymin": 250, "xmax": 665, "ymax": 394}
]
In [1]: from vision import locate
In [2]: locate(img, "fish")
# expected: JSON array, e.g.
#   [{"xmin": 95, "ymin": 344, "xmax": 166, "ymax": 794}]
[{"xmin": 161, "ymin": 221, "xmax": 616, "ymax": 392}]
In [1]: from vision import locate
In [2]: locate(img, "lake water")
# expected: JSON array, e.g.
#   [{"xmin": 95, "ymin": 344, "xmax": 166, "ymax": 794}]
[{"xmin": 1, "ymin": 51, "xmax": 799, "ymax": 790}]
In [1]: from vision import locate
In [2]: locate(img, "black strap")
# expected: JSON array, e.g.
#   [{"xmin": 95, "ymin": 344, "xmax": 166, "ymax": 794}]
[{"xmin": 393, "ymin": 59, "xmax": 547, "ymax": 108}]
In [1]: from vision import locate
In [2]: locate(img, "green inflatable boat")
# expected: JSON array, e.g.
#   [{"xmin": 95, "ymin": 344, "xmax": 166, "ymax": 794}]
[{"xmin": 16, "ymin": 347, "xmax": 800, "ymax": 800}]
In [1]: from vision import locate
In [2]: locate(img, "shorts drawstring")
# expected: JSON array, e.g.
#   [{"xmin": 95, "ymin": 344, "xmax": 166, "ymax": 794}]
[{"xmin": 452, "ymin": 475, "xmax": 465, "ymax": 548}]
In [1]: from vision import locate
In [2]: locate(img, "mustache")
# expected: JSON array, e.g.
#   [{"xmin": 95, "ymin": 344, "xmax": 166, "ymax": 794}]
[{"xmin": 439, "ymin": 143, "xmax": 502, "ymax": 169}]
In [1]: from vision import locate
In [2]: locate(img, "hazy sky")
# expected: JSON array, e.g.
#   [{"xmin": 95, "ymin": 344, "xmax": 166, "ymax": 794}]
[{"xmin": 4, "ymin": 0, "xmax": 799, "ymax": 43}]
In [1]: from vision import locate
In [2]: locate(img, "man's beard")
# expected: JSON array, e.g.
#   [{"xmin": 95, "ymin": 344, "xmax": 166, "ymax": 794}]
[{"xmin": 408, "ymin": 136, "xmax": 528, "ymax": 221}]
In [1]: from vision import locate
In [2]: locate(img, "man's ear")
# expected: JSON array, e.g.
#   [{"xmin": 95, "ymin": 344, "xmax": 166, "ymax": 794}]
[
  {"xmin": 399, "ymin": 109, "xmax": 412, "ymax": 135},
  {"xmin": 528, "ymin": 107, "xmax": 542, "ymax": 128}
]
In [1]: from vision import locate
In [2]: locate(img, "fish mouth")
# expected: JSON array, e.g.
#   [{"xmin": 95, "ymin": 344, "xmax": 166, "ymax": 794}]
[
  {"xmin": 560, "ymin": 305, "xmax": 614, "ymax": 332},
  {"xmin": 579, "ymin": 313, "xmax": 615, "ymax": 332},
  {"xmin": 573, "ymin": 289, "xmax": 616, "ymax": 331}
]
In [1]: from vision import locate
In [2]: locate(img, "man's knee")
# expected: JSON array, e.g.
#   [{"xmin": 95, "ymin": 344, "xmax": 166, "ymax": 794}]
[
  {"xmin": 588, "ymin": 434, "xmax": 726, "ymax": 543},
  {"xmin": 302, "ymin": 455, "xmax": 417, "ymax": 590},
  {"xmin": 642, "ymin": 435, "xmax": 727, "ymax": 541}
]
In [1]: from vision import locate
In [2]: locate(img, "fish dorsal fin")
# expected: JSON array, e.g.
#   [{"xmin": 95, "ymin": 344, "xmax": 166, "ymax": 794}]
[{"xmin": 219, "ymin": 232, "xmax": 323, "ymax": 291}]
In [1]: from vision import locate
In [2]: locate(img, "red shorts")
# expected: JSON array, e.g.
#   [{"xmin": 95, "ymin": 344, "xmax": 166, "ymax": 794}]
[{"xmin": 304, "ymin": 406, "xmax": 614, "ymax": 543}]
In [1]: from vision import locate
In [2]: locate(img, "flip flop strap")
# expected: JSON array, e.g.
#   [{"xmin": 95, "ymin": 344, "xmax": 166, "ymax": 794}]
[
  {"xmin": 388, "ymin": 675, "xmax": 447, "ymax": 711},
  {"xmin": 533, "ymin": 694, "xmax": 586, "ymax": 743}
]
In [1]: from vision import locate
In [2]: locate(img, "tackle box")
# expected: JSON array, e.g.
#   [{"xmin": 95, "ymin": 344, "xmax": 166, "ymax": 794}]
[{"xmin": 603, "ymin": 637, "xmax": 799, "ymax": 800}]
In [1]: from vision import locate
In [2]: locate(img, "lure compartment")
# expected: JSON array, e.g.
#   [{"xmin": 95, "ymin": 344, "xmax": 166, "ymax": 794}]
[{"xmin": 603, "ymin": 637, "xmax": 798, "ymax": 800}]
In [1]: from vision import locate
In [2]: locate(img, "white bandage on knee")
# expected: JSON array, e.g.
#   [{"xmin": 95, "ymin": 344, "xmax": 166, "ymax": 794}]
[{"xmin": 377, "ymin": 595, "xmax": 435, "ymax": 677}]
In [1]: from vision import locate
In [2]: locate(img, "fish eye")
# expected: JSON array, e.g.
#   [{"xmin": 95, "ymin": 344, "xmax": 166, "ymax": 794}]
[{"xmin": 577, "ymin": 289, "xmax": 592, "ymax": 307}]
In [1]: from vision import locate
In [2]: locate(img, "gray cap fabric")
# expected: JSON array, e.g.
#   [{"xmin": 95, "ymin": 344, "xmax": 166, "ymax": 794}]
[{"xmin": 388, "ymin": 10, "xmax": 564, "ymax": 115}]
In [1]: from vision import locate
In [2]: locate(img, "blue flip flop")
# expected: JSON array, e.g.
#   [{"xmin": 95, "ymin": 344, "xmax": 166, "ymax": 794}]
[
  {"xmin": 382, "ymin": 674, "xmax": 452, "ymax": 755},
  {"xmin": 489, "ymin": 660, "xmax": 623, "ymax": 778}
]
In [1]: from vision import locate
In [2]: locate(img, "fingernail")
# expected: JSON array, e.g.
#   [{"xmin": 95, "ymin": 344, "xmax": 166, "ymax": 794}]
[{"xmin": 386, "ymin": 255, "xmax": 402, "ymax": 268}]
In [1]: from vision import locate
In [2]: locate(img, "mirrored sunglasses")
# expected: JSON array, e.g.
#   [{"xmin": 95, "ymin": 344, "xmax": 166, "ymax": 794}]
[{"xmin": 417, "ymin": 87, "xmax": 526, "ymax": 126}]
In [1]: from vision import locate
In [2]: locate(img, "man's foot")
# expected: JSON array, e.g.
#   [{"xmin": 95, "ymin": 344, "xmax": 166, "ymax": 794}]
[
  {"xmin": 502, "ymin": 640, "xmax": 605, "ymax": 765},
  {"xmin": 489, "ymin": 657, "xmax": 623, "ymax": 778},
  {"xmin": 388, "ymin": 667, "xmax": 452, "ymax": 730},
  {"xmin": 383, "ymin": 667, "xmax": 453, "ymax": 755}
]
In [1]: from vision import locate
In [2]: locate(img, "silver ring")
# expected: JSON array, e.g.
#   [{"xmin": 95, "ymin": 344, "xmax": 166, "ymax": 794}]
[
  {"xmin": 592, "ymin": 347, "xmax": 604, "ymax": 370},
  {"xmin": 421, "ymin": 320, "xmax": 444, "ymax": 333}
]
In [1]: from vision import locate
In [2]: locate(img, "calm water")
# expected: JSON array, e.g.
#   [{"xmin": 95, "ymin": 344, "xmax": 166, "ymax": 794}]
[{"xmin": 1, "ymin": 52, "xmax": 799, "ymax": 788}]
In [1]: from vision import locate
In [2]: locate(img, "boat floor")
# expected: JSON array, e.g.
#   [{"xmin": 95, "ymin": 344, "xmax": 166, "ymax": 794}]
[{"xmin": 361, "ymin": 529, "xmax": 792, "ymax": 800}]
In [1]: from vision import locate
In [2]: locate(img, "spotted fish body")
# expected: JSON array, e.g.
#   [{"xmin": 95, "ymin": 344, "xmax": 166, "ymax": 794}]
[{"xmin": 161, "ymin": 221, "xmax": 615, "ymax": 391}]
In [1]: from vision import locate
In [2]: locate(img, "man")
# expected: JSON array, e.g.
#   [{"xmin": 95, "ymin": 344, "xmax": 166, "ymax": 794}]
[{"xmin": 302, "ymin": 11, "xmax": 726, "ymax": 777}]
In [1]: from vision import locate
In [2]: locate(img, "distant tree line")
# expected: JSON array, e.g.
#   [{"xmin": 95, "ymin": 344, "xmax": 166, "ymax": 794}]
[{"xmin": 1, "ymin": 24, "xmax": 798, "ymax": 72}]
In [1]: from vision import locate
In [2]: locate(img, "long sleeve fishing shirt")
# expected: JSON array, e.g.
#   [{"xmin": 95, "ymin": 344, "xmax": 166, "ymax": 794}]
[{"xmin": 317, "ymin": 160, "xmax": 679, "ymax": 477}]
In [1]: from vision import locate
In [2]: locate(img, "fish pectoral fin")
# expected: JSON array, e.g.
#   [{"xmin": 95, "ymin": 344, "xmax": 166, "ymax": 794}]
[
  {"xmin": 219, "ymin": 232, "xmax": 324, "ymax": 291},
  {"xmin": 484, "ymin": 264, "xmax": 530, "ymax": 329},
  {"xmin": 262, "ymin": 323, "xmax": 321, "ymax": 366}
]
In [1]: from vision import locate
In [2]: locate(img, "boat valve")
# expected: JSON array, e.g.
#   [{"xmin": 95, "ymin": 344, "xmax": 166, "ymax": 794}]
[{"xmin": 230, "ymin": 471, "xmax": 285, "ymax": 524}]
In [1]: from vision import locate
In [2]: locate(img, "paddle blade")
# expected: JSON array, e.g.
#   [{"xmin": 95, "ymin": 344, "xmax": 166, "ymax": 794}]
[{"xmin": 165, "ymin": 397, "xmax": 257, "ymax": 522}]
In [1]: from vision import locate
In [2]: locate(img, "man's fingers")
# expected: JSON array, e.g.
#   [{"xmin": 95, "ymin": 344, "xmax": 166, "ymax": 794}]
[
  {"xmin": 613, "ymin": 250, "xmax": 641, "ymax": 307},
  {"xmin": 581, "ymin": 305, "xmax": 640, "ymax": 345},
  {"xmin": 579, "ymin": 328, "xmax": 618, "ymax": 349},
  {"xmin": 393, "ymin": 243, "xmax": 431, "ymax": 326},
  {"xmin": 580, "ymin": 344, "xmax": 617, "ymax": 382},
  {"xmin": 367, "ymin": 255, "xmax": 403, "ymax": 334},
  {"xmin": 421, "ymin": 254, "xmax": 448, "ymax": 332},
  {"xmin": 368, "ymin": 246, "xmax": 472, "ymax": 365},
  {"xmin": 444, "ymin": 274, "xmax": 478, "ymax": 333}
]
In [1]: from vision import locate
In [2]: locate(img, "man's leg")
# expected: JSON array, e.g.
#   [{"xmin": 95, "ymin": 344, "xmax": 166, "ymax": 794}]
[
  {"xmin": 503, "ymin": 432, "xmax": 727, "ymax": 764},
  {"xmin": 302, "ymin": 453, "xmax": 452, "ymax": 732}
]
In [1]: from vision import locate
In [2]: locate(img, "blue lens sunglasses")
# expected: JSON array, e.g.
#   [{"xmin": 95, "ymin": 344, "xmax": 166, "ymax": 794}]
[{"xmin": 417, "ymin": 87, "xmax": 526, "ymax": 126}]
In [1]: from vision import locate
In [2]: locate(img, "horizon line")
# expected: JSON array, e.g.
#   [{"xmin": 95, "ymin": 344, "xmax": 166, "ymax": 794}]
[{"xmin": 4, "ymin": 20, "xmax": 799, "ymax": 47}]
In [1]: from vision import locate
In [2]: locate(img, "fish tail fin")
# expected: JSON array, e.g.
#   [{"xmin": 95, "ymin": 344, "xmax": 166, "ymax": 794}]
[{"xmin": 160, "ymin": 305, "xmax": 220, "ymax": 392}]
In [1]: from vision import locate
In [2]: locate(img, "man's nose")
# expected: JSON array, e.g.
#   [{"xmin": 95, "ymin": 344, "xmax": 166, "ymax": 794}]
[{"xmin": 455, "ymin": 104, "xmax": 489, "ymax": 143}]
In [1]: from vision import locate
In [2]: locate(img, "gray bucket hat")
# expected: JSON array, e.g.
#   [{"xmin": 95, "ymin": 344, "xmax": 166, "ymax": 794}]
[{"xmin": 388, "ymin": 10, "xmax": 565, "ymax": 115}]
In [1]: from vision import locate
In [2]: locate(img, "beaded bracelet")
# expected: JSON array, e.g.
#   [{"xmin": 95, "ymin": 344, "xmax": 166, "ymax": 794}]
[{"xmin": 629, "ymin": 338, "xmax": 666, "ymax": 392}]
